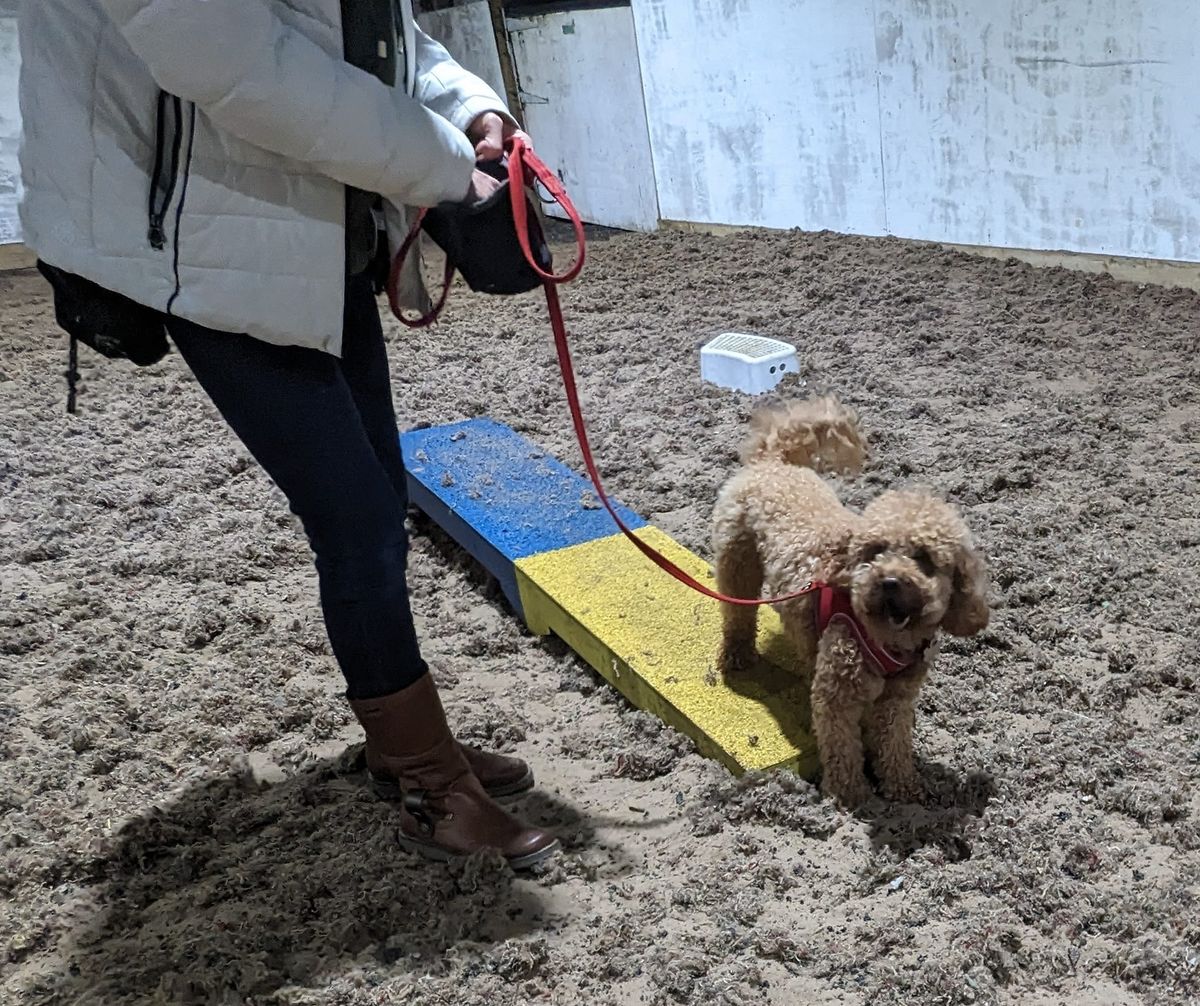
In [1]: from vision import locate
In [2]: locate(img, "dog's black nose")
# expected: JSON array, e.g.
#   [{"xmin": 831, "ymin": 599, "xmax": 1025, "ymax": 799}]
[{"xmin": 879, "ymin": 577, "xmax": 920, "ymax": 621}]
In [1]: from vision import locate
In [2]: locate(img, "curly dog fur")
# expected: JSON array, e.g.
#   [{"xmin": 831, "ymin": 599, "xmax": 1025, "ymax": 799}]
[{"xmin": 712, "ymin": 395, "xmax": 990, "ymax": 808}]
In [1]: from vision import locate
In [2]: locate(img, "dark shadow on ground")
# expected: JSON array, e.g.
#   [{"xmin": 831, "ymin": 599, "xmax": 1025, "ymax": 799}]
[
  {"xmin": 543, "ymin": 218, "xmax": 626, "ymax": 245},
  {"xmin": 408, "ymin": 507, "xmax": 511, "ymax": 608},
  {"xmin": 26, "ymin": 748, "xmax": 627, "ymax": 1005},
  {"xmin": 859, "ymin": 758, "xmax": 996, "ymax": 860}
]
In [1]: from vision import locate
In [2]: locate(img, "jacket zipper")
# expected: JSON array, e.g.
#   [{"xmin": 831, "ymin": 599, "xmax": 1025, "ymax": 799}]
[
  {"xmin": 166, "ymin": 103, "xmax": 197, "ymax": 315},
  {"xmin": 147, "ymin": 91, "xmax": 183, "ymax": 250}
]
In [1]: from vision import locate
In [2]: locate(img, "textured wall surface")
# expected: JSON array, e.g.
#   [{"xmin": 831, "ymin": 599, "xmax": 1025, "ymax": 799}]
[
  {"xmin": 0, "ymin": 15, "xmax": 21, "ymax": 244},
  {"xmin": 632, "ymin": 0, "xmax": 1200, "ymax": 262},
  {"xmin": 5, "ymin": 1, "xmax": 1195, "ymax": 260},
  {"xmin": 507, "ymin": 5, "xmax": 661, "ymax": 230},
  {"xmin": 416, "ymin": 0, "xmax": 507, "ymax": 99}
]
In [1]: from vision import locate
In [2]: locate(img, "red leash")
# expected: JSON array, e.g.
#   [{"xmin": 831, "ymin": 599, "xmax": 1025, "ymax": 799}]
[
  {"xmin": 387, "ymin": 208, "xmax": 448, "ymax": 329},
  {"xmin": 388, "ymin": 138, "xmax": 821, "ymax": 608}
]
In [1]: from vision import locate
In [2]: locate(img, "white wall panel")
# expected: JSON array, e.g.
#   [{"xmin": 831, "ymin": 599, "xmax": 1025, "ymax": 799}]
[
  {"xmin": 508, "ymin": 6, "xmax": 660, "ymax": 231},
  {"xmin": 631, "ymin": 0, "xmax": 1200, "ymax": 262},
  {"xmin": 632, "ymin": 0, "xmax": 886, "ymax": 235},
  {"xmin": 417, "ymin": 1, "xmax": 507, "ymax": 101},
  {"xmin": 0, "ymin": 15, "xmax": 22, "ymax": 244},
  {"xmin": 877, "ymin": 0, "xmax": 1200, "ymax": 261}
]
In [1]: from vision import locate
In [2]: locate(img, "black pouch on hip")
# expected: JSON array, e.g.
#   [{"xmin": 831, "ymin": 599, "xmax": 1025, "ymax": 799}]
[{"xmin": 36, "ymin": 260, "xmax": 170, "ymax": 365}]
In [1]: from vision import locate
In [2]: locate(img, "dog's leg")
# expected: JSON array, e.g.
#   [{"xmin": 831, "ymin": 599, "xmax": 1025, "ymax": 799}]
[
  {"xmin": 715, "ymin": 536, "xmax": 763, "ymax": 676},
  {"xmin": 865, "ymin": 674, "xmax": 926, "ymax": 804},
  {"xmin": 812, "ymin": 695, "xmax": 870, "ymax": 808},
  {"xmin": 811, "ymin": 628, "xmax": 881, "ymax": 808}
]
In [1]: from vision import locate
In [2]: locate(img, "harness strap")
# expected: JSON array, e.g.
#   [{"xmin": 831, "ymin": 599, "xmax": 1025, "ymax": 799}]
[{"xmin": 815, "ymin": 585, "xmax": 915, "ymax": 677}]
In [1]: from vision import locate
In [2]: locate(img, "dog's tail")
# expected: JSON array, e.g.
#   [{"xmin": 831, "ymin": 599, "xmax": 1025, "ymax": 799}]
[{"xmin": 739, "ymin": 394, "xmax": 867, "ymax": 474}]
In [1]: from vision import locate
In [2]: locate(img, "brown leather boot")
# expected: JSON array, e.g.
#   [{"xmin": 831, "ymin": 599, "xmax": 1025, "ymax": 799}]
[
  {"xmin": 358, "ymin": 699, "xmax": 534, "ymax": 799},
  {"xmin": 349, "ymin": 676, "xmax": 558, "ymax": 871},
  {"xmin": 459, "ymin": 744, "xmax": 534, "ymax": 798}
]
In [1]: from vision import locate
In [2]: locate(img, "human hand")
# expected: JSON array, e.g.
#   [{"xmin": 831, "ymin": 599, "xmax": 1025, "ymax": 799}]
[
  {"xmin": 466, "ymin": 111, "xmax": 532, "ymax": 161},
  {"xmin": 464, "ymin": 167, "xmax": 503, "ymax": 205}
]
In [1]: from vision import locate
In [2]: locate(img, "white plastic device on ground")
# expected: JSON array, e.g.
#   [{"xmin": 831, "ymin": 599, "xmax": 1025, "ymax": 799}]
[{"xmin": 700, "ymin": 333, "xmax": 800, "ymax": 395}]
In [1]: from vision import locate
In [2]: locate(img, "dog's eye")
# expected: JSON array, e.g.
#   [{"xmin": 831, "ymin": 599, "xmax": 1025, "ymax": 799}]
[
  {"xmin": 860, "ymin": 544, "xmax": 887, "ymax": 564},
  {"xmin": 914, "ymin": 549, "xmax": 938, "ymax": 576}
]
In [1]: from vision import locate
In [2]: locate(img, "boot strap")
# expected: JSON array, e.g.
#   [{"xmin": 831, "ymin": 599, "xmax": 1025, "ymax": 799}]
[{"xmin": 403, "ymin": 790, "xmax": 442, "ymax": 837}]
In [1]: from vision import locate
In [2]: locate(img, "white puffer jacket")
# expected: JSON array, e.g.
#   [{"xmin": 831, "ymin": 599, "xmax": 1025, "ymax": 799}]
[{"xmin": 18, "ymin": 0, "xmax": 509, "ymax": 354}]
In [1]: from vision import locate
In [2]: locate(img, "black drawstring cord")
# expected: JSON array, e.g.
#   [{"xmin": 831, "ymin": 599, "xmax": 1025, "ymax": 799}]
[{"xmin": 66, "ymin": 333, "xmax": 78, "ymax": 414}]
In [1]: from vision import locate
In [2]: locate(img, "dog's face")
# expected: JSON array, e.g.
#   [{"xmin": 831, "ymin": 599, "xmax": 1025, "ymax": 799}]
[{"xmin": 845, "ymin": 491, "xmax": 989, "ymax": 647}]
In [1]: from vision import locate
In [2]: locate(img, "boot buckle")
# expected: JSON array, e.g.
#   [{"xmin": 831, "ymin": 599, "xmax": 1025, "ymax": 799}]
[{"xmin": 403, "ymin": 790, "xmax": 439, "ymax": 837}]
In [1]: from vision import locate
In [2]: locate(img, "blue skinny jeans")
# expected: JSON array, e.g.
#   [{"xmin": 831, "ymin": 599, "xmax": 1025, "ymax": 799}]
[{"xmin": 167, "ymin": 274, "xmax": 426, "ymax": 700}]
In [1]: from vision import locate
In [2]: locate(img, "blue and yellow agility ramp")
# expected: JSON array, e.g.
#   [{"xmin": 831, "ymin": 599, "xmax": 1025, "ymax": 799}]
[{"xmin": 402, "ymin": 419, "xmax": 817, "ymax": 777}]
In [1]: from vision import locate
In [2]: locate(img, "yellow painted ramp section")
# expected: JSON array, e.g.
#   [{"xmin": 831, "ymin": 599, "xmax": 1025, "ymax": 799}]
[{"xmin": 516, "ymin": 527, "xmax": 817, "ymax": 777}]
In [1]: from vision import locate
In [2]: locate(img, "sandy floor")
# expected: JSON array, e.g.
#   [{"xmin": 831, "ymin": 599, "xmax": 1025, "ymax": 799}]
[{"xmin": 2, "ymin": 226, "xmax": 1198, "ymax": 1005}]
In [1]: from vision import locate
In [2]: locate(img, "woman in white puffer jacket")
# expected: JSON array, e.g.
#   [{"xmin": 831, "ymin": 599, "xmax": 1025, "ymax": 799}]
[{"xmin": 19, "ymin": 0, "xmax": 560, "ymax": 870}]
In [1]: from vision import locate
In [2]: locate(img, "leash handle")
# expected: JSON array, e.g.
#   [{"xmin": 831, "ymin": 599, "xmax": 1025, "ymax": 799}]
[
  {"xmin": 506, "ymin": 136, "xmax": 585, "ymax": 284},
  {"xmin": 386, "ymin": 134, "xmax": 580, "ymax": 327},
  {"xmin": 387, "ymin": 207, "xmax": 455, "ymax": 328}
]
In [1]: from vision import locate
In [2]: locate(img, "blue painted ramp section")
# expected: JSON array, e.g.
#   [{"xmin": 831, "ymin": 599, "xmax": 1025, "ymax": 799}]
[{"xmin": 401, "ymin": 418, "xmax": 646, "ymax": 615}]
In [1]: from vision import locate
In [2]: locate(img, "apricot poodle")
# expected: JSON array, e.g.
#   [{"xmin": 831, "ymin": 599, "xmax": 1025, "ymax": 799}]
[{"xmin": 713, "ymin": 395, "xmax": 990, "ymax": 808}]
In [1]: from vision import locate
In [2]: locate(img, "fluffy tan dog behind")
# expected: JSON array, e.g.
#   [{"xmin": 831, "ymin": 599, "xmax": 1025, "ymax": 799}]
[{"xmin": 712, "ymin": 395, "xmax": 990, "ymax": 808}]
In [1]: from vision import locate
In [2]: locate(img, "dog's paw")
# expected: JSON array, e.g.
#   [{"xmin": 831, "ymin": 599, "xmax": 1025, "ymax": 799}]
[
  {"xmin": 821, "ymin": 775, "xmax": 873, "ymax": 810},
  {"xmin": 717, "ymin": 640, "xmax": 756, "ymax": 678}
]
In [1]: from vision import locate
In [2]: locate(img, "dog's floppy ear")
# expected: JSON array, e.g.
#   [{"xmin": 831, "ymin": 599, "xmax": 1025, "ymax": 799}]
[{"xmin": 941, "ymin": 537, "xmax": 990, "ymax": 637}]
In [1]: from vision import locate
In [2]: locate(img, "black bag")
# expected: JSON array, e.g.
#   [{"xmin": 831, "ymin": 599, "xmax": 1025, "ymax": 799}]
[
  {"xmin": 419, "ymin": 156, "xmax": 552, "ymax": 296},
  {"xmin": 37, "ymin": 260, "xmax": 170, "ymax": 413},
  {"xmin": 37, "ymin": 260, "xmax": 170, "ymax": 365}
]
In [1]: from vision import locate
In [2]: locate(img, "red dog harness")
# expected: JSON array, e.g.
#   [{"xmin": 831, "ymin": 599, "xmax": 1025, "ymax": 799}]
[{"xmin": 815, "ymin": 585, "xmax": 920, "ymax": 677}]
